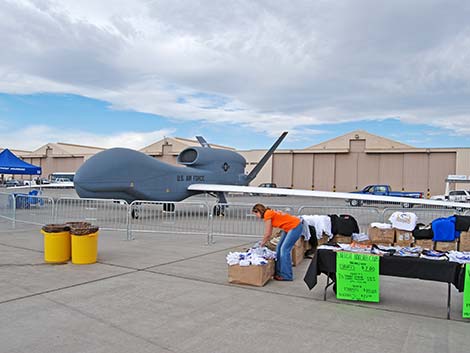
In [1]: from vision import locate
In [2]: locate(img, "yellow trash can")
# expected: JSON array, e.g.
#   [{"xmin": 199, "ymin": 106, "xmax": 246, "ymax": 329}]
[
  {"xmin": 40, "ymin": 224, "xmax": 71, "ymax": 263},
  {"xmin": 70, "ymin": 225, "xmax": 99, "ymax": 264}
]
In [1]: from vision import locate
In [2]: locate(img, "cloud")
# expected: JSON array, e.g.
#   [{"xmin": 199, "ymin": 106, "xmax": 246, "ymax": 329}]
[
  {"xmin": 0, "ymin": 123, "xmax": 175, "ymax": 150},
  {"xmin": 1, "ymin": 0, "xmax": 470, "ymax": 141}
]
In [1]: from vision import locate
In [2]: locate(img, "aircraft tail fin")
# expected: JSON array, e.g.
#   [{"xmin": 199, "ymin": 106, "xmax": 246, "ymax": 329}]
[
  {"xmin": 245, "ymin": 131, "xmax": 288, "ymax": 183},
  {"xmin": 196, "ymin": 136, "xmax": 211, "ymax": 148}
]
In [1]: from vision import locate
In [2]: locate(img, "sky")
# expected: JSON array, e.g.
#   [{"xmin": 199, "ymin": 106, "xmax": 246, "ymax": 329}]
[{"xmin": 1, "ymin": 0, "xmax": 470, "ymax": 151}]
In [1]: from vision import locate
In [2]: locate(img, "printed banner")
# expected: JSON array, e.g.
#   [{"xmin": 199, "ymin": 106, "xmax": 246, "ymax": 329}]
[
  {"xmin": 336, "ymin": 251, "xmax": 380, "ymax": 302},
  {"xmin": 463, "ymin": 264, "xmax": 470, "ymax": 318}
]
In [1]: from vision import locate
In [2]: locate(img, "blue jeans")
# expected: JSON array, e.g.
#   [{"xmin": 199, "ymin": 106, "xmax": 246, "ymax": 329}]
[{"xmin": 275, "ymin": 222, "xmax": 303, "ymax": 280}]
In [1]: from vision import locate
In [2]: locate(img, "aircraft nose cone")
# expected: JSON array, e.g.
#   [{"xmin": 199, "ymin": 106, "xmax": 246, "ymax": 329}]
[{"xmin": 74, "ymin": 148, "xmax": 128, "ymax": 195}]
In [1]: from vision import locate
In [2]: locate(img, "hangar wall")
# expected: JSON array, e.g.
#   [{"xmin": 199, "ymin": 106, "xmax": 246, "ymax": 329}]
[{"xmin": 269, "ymin": 131, "xmax": 461, "ymax": 196}]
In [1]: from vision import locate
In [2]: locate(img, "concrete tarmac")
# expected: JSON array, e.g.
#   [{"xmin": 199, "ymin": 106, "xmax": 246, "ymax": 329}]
[{"xmin": 0, "ymin": 218, "xmax": 468, "ymax": 353}]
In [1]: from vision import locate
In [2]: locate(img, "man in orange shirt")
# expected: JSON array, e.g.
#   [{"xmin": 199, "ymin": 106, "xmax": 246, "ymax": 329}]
[{"xmin": 252, "ymin": 203, "xmax": 303, "ymax": 281}]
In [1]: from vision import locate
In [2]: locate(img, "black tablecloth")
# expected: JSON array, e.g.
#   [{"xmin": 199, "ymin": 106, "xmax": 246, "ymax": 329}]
[{"xmin": 304, "ymin": 249, "xmax": 466, "ymax": 292}]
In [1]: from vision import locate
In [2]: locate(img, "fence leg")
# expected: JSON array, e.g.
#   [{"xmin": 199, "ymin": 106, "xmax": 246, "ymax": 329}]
[
  {"xmin": 126, "ymin": 205, "xmax": 134, "ymax": 241},
  {"xmin": 207, "ymin": 206, "xmax": 213, "ymax": 245},
  {"xmin": 12, "ymin": 194, "xmax": 16, "ymax": 229}
]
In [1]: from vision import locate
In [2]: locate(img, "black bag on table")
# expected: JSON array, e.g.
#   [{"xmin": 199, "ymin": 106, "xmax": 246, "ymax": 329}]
[
  {"xmin": 412, "ymin": 223, "xmax": 434, "ymax": 240},
  {"xmin": 454, "ymin": 215, "xmax": 470, "ymax": 232},
  {"xmin": 329, "ymin": 214, "xmax": 359, "ymax": 236},
  {"xmin": 307, "ymin": 225, "xmax": 318, "ymax": 249}
]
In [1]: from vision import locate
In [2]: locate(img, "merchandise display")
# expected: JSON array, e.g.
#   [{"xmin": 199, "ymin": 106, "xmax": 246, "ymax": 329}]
[{"xmin": 226, "ymin": 246, "xmax": 276, "ymax": 266}]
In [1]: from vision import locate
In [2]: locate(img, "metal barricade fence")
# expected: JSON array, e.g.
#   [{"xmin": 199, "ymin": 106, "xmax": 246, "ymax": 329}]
[
  {"xmin": 13, "ymin": 194, "xmax": 54, "ymax": 225},
  {"xmin": 0, "ymin": 192, "xmax": 15, "ymax": 221},
  {"xmin": 4, "ymin": 193, "xmax": 470, "ymax": 243},
  {"xmin": 297, "ymin": 205, "xmax": 381, "ymax": 233},
  {"xmin": 55, "ymin": 198, "xmax": 129, "ymax": 232},
  {"xmin": 210, "ymin": 203, "xmax": 295, "ymax": 242},
  {"xmin": 129, "ymin": 201, "xmax": 211, "ymax": 242}
]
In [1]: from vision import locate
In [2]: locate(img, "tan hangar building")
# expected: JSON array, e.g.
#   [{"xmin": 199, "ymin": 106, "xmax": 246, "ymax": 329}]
[
  {"xmin": 263, "ymin": 130, "xmax": 470, "ymax": 196},
  {"xmin": 6, "ymin": 130, "xmax": 470, "ymax": 196}
]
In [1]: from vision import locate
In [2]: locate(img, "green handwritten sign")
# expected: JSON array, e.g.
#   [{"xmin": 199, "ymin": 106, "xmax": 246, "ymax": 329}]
[
  {"xmin": 336, "ymin": 251, "xmax": 380, "ymax": 302},
  {"xmin": 464, "ymin": 264, "xmax": 470, "ymax": 319}
]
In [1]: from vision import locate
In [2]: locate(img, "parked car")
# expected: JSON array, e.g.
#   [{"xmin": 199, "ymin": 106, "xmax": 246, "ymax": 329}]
[
  {"xmin": 347, "ymin": 184, "xmax": 423, "ymax": 208},
  {"xmin": 431, "ymin": 190, "xmax": 470, "ymax": 203},
  {"xmin": 53, "ymin": 177, "xmax": 71, "ymax": 183},
  {"xmin": 36, "ymin": 178, "xmax": 50, "ymax": 185},
  {"xmin": 258, "ymin": 183, "xmax": 277, "ymax": 188},
  {"xmin": 5, "ymin": 179, "xmax": 22, "ymax": 187},
  {"xmin": 250, "ymin": 183, "xmax": 278, "ymax": 196}
]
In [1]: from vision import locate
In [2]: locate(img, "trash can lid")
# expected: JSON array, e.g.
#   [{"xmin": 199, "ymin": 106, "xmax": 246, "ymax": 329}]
[
  {"xmin": 66, "ymin": 221, "xmax": 92, "ymax": 228},
  {"xmin": 70, "ymin": 225, "xmax": 99, "ymax": 236},
  {"xmin": 42, "ymin": 224, "xmax": 70, "ymax": 233}
]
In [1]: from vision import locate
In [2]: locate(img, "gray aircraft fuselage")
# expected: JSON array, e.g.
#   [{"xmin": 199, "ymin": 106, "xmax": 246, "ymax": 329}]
[
  {"xmin": 74, "ymin": 133, "xmax": 287, "ymax": 203},
  {"xmin": 74, "ymin": 146, "xmax": 246, "ymax": 203}
]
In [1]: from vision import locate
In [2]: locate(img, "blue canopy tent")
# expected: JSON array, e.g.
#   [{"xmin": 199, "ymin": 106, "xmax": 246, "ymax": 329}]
[
  {"xmin": 0, "ymin": 149, "xmax": 41, "ymax": 175},
  {"xmin": 0, "ymin": 149, "xmax": 42, "ymax": 208}
]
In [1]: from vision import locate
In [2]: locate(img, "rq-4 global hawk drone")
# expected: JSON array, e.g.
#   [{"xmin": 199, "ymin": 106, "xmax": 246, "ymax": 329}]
[{"xmin": 74, "ymin": 132, "xmax": 288, "ymax": 215}]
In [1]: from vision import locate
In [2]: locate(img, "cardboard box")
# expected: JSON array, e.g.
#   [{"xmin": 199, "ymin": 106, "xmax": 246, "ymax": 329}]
[
  {"xmin": 394, "ymin": 229, "xmax": 415, "ymax": 247},
  {"xmin": 354, "ymin": 240, "xmax": 373, "ymax": 246},
  {"xmin": 459, "ymin": 231, "xmax": 470, "ymax": 251},
  {"xmin": 291, "ymin": 238, "xmax": 305, "ymax": 267},
  {"xmin": 414, "ymin": 239, "xmax": 433, "ymax": 249},
  {"xmin": 317, "ymin": 233, "xmax": 330, "ymax": 245},
  {"xmin": 305, "ymin": 239, "xmax": 312, "ymax": 251},
  {"xmin": 333, "ymin": 234, "xmax": 352, "ymax": 244},
  {"xmin": 434, "ymin": 241, "xmax": 458, "ymax": 252},
  {"xmin": 368, "ymin": 226, "xmax": 395, "ymax": 245},
  {"xmin": 228, "ymin": 259, "xmax": 275, "ymax": 286}
]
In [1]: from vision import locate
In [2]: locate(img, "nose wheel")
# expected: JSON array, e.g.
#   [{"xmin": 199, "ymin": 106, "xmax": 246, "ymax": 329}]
[{"xmin": 213, "ymin": 204, "xmax": 225, "ymax": 216}]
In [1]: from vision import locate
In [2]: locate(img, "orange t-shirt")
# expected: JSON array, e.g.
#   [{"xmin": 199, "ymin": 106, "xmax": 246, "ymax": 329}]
[{"xmin": 263, "ymin": 209, "xmax": 300, "ymax": 232}]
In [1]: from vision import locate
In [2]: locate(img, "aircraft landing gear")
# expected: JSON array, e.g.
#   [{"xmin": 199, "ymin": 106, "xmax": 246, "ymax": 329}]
[
  {"xmin": 131, "ymin": 209, "xmax": 140, "ymax": 219},
  {"xmin": 349, "ymin": 199, "xmax": 362, "ymax": 207},
  {"xmin": 213, "ymin": 204, "xmax": 225, "ymax": 216},
  {"xmin": 163, "ymin": 203, "xmax": 175, "ymax": 212}
]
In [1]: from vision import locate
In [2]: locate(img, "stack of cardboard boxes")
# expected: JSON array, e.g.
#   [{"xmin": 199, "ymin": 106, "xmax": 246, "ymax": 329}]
[
  {"xmin": 394, "ymin": 229, "xmax": 414, "ymax": 247},
  {"xmin": 459, "ymin": 231, "xmax": 470, "ymax": 251},
  {"xmin": 414, "ymin": 238, "xmax": 433, "ymax": 249},
  {"xmin": 291, "ymin": 237, "xmax": 306, "ymax": 266},
  {"xmin": 434, "ymin": 239, "xmax": 459, "ymax": 251},
  {"xmin": 368, "ymin": 226, "xmax": 395, "ymax": 246},
  {"xmin": 368, "ymin": 224, "xmax": 470, "ymax": 250}
]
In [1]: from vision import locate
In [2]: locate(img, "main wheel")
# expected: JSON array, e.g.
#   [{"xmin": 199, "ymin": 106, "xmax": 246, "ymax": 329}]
[
  {"xmin": 131, "ymin": 209, "xmax": 139, "ymax": 219},
  {"xmin": 213, "ymin": 205, "xmax": 225, "ymax": 216},
  {"xmin": 163, "ymin": 203, "xmax": 175, "ymax": 212},
  {"xmin": 349, "ymin": 199, "xmax": 362, "ymax": 207}
]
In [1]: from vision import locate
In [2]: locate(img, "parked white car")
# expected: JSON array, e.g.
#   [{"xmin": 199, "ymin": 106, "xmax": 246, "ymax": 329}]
[
  {"xmin": 54, "ymin": 177, "xmax": 71, "ymax": 183},
  {"xmin": 431, "ymin": 190, "xmax": 470, "ymax": 202}
]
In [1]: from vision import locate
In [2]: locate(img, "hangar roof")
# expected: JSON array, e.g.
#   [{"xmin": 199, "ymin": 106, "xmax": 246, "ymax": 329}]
[
  {"xmin": 24, "ymin": 142, "xmax": 105, "ymax": 158},
  {"xmin": 140, "ymin": 136, "xmax": 235, "ymax": 155},
  {"xmin": 305, "ymin": 130, "xmax": 413, "ymax": 152},
  {"xmin": 0, "ymin": 148, "xmax": 32, "ymax": 157}
]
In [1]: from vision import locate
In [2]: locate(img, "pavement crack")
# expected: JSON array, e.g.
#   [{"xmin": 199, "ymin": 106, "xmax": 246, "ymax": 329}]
[
  {"xmin": 44, "ymin": 296, "xmax": 181, "ymax": 353},
  {"xmin": 0, "ymin": 271, "xmax": 138, "ymax": 305}
]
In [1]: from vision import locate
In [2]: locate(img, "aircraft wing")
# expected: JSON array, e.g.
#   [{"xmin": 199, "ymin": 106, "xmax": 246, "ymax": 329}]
[
  {"xmin": 188, "ymin": 183, "xmax": 470, "ymax": 209},
  {"xmin": 6, "ymin": 182, "xmax": 74, "ymax": 190}
]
